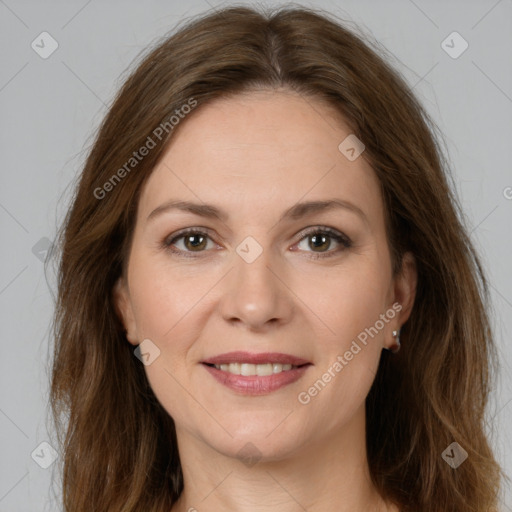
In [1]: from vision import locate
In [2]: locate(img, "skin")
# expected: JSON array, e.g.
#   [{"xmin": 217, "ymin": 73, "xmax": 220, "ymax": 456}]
[{"xmin": 114, "ymin": 88, "xmax": 416, "ymax": 512}]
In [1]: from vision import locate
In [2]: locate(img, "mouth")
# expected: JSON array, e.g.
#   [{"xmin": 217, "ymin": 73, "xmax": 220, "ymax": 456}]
[
  {"xmin": 204, "ymin": 362, "xmax": 301, "ymax": 376},
  {"xmin": 201, "ymin": 351, "xmax": 312, "ymax": 395}
]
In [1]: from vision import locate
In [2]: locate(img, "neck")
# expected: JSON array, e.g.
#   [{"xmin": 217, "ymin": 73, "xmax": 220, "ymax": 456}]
[{"xmin": 170, "ymin": 406, "xmax": 397, "ymax": 512}]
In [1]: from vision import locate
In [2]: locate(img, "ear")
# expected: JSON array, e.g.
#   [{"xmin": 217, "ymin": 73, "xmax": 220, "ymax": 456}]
[
  {"xmin": 392, "ymin": 251, "xmax": 417, "ymax": 327},
  {"xmin": 112, "ymin": 276, "xmax": 138, "ymax": 346}
]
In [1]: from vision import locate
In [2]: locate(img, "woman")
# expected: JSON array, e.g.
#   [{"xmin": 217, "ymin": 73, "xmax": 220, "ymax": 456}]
[{"xmin": 50, "ymin": 5, "xmax": 505, "ymax": 511}]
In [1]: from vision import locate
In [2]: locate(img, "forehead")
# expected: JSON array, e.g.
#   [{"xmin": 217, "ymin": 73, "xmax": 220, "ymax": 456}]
[{"xmin": 137, "ymin": 89, "xmax": 384, "ymax": 228}]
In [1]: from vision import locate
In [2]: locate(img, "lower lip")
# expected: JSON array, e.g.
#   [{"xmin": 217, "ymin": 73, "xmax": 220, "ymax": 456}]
[{"xmin": 202, "ymin": 364, "xmax": 311, "ymax": 395}]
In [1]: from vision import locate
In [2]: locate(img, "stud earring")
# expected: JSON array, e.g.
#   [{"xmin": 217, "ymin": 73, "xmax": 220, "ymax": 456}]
[{"xmin": 388, "ymin": 328, "xmax": 401, "ymax": 353}]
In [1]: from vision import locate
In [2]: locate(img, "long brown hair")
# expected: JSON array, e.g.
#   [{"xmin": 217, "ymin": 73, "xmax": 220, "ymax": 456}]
[{"xmin": 49, "ymin": 5, "xmax": 506, "ymax": 511}]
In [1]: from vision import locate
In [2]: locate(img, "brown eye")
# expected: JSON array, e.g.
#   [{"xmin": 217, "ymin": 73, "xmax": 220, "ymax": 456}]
[
  {"xmin": 295, "ymin": 227, "xmax": 351, "ymax": 259},
  {"xmin": 163, "ymin": 226, "xmax": 351, "ymax": 260},
  {"xmin": 182, "ymin": 233, "xmax": 208, "ymax": 251},
  {"xmin": 163, "ymin": 229, "xmax": 214, "ymax": 257},
  {"xmin": 308, "ymin": 233, "xmax": 331, "ymax": 252}
]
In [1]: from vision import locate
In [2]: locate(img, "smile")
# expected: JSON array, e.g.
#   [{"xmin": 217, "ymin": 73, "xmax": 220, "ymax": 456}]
[
  {"xmin": 201, "ymin": 352, "xmax": 312, "ymax": 395},
  {"xmin": 211, "ymin": 362, "xmax": 297, "ymax": 375}
]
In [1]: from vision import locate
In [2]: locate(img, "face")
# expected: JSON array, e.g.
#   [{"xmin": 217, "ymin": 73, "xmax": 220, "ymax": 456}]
[{"xmin": 114, "ymin": 88, "xmax": 416, "ymax": 462}]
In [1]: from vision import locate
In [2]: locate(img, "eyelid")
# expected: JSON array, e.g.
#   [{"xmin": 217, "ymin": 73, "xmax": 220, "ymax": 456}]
[{"xmin": 294, "ymin": 226, "xmax": 351, "ymax": 246}]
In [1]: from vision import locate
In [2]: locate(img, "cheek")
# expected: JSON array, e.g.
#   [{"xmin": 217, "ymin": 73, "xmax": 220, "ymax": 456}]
[
  {"xmin": 305, "ymin": 262, "xmax": 390, "ymax": 348},
  {"xmin": 127, "ymin": 251, "xmax": 210, "ymax": 344},
  {"xmin": 296, "ymin": 261, "xmax": 389, "ymax": 408},
  {"xmin": 296, "ymin": 286, "xmax": 387, "ymax": 432},
  {"xmin": 128, "ymin": 258, "xmax": 205, "ymax": 422}
]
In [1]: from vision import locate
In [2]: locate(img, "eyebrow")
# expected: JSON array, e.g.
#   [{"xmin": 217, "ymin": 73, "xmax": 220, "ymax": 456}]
[{"xmin": 146, "ymin": 198, "xmax": 368, "ymax": 225}]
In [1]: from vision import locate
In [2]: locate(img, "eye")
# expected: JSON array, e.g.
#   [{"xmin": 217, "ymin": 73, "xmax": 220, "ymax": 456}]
[
  {"xmin": 162, "ymin": 226, "xmax": 352, "ymax": 259},
  {"xmin": 294, "ymin": 227, "xmax": 352, "ymax": 259},
  {"xmin": 162, "ymin": 228, "xmax": 217, "ymax": 258}
]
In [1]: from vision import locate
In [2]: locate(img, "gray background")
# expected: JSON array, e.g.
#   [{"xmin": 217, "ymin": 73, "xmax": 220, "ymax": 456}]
[{"xmin": 1, "ymin": 0, "xmax": 511, "ymax": 510}]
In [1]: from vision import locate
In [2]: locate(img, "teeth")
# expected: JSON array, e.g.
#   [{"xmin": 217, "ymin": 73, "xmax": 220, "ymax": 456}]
[
  {"xmin": 241, "ymin": 363, "xmax": 256, "ymax": 376},
  {"xmin": 256, "ymin": 363, "xmax": 273, "ymax": 376},
  {"xmin": 213, "ymin": 362, "xmax": 296, "ymax": 375}
]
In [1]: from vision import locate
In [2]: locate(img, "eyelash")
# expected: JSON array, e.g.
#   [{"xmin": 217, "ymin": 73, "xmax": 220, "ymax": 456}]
[{"xmin": 161, "ymin": 226, "xmax": 352, "ymax": 260}]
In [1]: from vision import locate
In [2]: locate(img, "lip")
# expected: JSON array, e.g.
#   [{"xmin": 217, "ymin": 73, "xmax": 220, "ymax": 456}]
[
  {"xmin": 201, "ymin": 351, "xmax": 310, "ymax": 366},
  {"xmin": 202, "ymin": 364, "xmax": 311, "ymax": 395},
  {"xmin": 201, "ymin": 351, "xmax": 312, "ymax": 395}
]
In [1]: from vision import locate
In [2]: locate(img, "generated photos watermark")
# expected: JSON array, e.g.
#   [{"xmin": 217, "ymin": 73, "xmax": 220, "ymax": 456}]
[
  {"xmin": 94, "ymin": 97, "xmax": 198, "ymax": 200},
  {"xmin": 297, "ymin": 302, "xmax": 402, "ymax": 405}
]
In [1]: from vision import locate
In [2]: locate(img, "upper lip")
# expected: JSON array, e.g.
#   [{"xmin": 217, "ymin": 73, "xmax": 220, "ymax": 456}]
[{"xmin": 202, "ymin": 351, "xmax": 311, "ymax": 366}]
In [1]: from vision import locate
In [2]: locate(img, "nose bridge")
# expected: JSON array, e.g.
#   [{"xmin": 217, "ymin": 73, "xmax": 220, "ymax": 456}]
[{"xmin": 219, "ymin": 233, "xmax": 292, "ymax": 328}]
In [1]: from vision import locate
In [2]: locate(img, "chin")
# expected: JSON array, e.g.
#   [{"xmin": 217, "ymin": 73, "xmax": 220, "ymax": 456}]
[{"xmin": 199, "ymin": 414, "xmax": 310, "ymax": 463}]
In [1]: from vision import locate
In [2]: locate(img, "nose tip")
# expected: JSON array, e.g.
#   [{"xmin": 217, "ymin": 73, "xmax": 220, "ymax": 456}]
[{"xmin": 219, "ymin": 242, "xmax": 293, "ymax": 330}]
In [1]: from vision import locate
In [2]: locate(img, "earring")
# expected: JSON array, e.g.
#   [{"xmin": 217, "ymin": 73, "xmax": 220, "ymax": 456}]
[{"xmin": 388, "ymin": 328, "xmax": 401, "ymax": 353}]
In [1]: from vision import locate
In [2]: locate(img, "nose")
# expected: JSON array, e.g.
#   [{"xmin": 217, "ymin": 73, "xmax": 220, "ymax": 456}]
[{"xmin": 218, "ymin": 242, "xmax": 294, "ymax": 331}]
